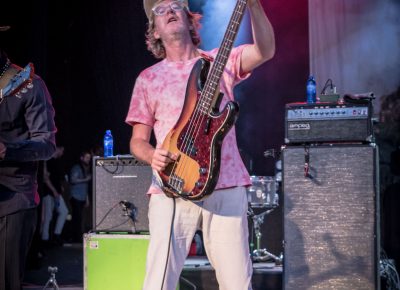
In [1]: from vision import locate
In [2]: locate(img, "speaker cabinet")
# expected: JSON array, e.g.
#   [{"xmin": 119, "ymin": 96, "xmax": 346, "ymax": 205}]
[
  {"xmin": 282, "ymin": 144, "xmax": 380, "ymax": 290},
  {"xmin": 93, "ymin": 156, "xmax": 152, "ymax": 233}
]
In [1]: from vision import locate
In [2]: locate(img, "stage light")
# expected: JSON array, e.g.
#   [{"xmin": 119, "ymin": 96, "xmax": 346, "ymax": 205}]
[{"xmin": 199, "ymin": 0, "xmax": 251, "ymax": 51}]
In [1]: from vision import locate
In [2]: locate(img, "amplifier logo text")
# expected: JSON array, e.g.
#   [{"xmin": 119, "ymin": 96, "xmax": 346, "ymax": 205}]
[{"xmin": 289, "ymin": 123, "xmax": 310, "ymax": 130}]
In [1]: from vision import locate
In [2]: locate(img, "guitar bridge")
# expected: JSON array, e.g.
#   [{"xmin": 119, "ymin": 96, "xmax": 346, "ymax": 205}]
[{"xmin": 168, "ymin": 174, "xmax": 184, "ymax": 193}]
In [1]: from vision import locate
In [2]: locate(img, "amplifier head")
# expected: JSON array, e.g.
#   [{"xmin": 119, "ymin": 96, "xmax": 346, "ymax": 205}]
[{"xmin": 285, "ymin": 102, "xmax": 373, "ymax": 144}]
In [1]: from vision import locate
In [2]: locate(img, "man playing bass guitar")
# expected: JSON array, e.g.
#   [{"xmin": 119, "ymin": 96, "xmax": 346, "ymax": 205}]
[{"xmin": 126, "ymin": 0, "xmax": 275, "ymax": 289}]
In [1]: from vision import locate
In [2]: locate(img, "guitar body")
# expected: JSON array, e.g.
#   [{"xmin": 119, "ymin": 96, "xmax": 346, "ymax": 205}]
[
  {"xmin": 160, "ymin": 58, "xmax": 239, "ymax": 200},
  {"xmin": 0, "ymin": 64, "xmax": 34, "ymax": 100}
]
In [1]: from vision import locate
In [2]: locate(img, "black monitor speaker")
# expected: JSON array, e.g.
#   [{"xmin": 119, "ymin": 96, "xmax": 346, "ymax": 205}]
[{"xmin": 93, "ymin": 156, "xmax": 152, "ymax": 233}]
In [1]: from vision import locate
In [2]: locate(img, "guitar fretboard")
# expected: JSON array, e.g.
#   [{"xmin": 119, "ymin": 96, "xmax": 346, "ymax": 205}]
[{"xmin": 198, "ymin": 0, "xmax": 248, "ymax": 114}]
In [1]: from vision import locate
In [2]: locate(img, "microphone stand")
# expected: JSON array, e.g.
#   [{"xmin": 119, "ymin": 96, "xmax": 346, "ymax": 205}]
[
  {"xmin": 42, "ymin": 266, "xmax": 60, "ymax": 290},
  {"xmin": 248, "ymin": 207, "xmax": 282, "ymax": 264}
]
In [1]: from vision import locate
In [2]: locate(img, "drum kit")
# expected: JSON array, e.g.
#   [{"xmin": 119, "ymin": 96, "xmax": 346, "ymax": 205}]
[{"xmin": 246, "ymin": 175, "xmax": 283, "ymax": 264}]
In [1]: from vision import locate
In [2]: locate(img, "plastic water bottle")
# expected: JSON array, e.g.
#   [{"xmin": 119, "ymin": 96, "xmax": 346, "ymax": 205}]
[
  {"xmin": 103, "ymin": 130, "xmax": 114, "ymax": 157},
  {"xmin": 306, "ymin": 75, "xmax": 317, "ymax": 103}
]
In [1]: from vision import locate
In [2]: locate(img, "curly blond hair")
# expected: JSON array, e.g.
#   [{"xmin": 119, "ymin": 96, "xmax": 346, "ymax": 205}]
[{"xmin": 145, "ymin": 7, "xmax": 202, "ymax": 59}]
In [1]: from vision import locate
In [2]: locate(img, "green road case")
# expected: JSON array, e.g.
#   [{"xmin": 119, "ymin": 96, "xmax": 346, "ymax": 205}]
[{"xmin": 84, "ymin": 233, "xmax": 149, "ymax": 290}]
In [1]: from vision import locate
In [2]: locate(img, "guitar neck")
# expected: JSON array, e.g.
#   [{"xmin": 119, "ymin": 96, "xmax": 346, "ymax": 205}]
[{"xmin": 200, "ymin": 0, "xmax": 248, "ymax": 111}]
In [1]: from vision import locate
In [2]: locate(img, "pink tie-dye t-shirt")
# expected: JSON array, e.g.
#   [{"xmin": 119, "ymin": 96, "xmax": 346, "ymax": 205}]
[{"xmin": 126, "ymin": 45, "xmax": 251, "ymax": 194}]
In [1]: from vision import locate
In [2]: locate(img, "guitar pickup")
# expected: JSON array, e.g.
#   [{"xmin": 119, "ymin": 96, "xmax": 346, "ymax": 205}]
[{"xmin": 204, "ymin": 117, "xmax": 211, "ymax": 134}]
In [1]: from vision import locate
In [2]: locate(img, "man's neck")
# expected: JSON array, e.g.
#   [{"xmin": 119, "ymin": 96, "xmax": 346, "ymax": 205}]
[{"xmin": 164, "ymin": 39, "xmax": 199, "ymax": 62}]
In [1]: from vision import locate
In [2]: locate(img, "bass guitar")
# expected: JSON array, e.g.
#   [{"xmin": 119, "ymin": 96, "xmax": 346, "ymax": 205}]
[{"xmin": 159, "ymin": 0, "xmax": 248, "ymax": 200}]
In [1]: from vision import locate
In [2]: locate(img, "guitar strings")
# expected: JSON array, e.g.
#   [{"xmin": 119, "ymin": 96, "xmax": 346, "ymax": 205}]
[
  {"xmin": 167, "ymin": 56, "xmax": 220, "ymax": 192},
  {"xmin": 177, "ymin": 0, "xmax": 244, "ymax": 165},
  {"xmin": 173, "ymin": 44, "xmax": 231, "ymax": 189},
  {"xmin": 177, "ymin": 0, "xmax": 244, "ymax": 160},
  {"xmin": 167, "ymin": 0, "xmax": 246, "ymax": 195},
  {"xmin": 170, "ymin": 1, "xmax": 245, "ymax": 192}
]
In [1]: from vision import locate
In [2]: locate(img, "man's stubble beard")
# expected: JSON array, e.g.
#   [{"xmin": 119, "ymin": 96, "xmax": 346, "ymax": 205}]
[{"xmin": 162, "ymin": 26, "xmax": 190, "ymax": 46}]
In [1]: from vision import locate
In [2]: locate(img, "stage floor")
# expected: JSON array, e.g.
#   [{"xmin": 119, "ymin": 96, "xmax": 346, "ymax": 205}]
[
  {"xmin": 181, "ymin": 256, "xmax": 282, "ymax": 290},
  {"xmin": 23, "ymin": 244, "xmax": 282, "ymax": 290}
]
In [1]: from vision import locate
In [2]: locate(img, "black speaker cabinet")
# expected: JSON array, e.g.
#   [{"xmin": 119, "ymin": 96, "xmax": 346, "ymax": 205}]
[
  {"xmin": 282, "ymin": 144, "xmax": 380, "ymax": 290},
  {"xmin": 93, "ymin": 156, "xmax": 152, "ymax": 233}
]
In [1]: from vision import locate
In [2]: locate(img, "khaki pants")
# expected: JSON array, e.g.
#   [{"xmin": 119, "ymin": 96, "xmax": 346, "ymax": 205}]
[{"xmin": 143, "ymin": 186, "xmax": 253, "ymax": 290}]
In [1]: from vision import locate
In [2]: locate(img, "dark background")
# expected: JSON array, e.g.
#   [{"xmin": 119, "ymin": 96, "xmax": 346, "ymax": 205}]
[
  {"xmin": 1, "ymin": 0, "xmax": 309, "ymax": 173},
  {"xmin": 1, "ymin": 0, "xmax": 309, "ymax": 254}
]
